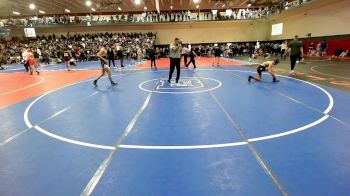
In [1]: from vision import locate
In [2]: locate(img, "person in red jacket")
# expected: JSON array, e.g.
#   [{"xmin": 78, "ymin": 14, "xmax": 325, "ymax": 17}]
[{"xmin": 27, "ymin": 49, "xmax": 40, "ymax": 75}]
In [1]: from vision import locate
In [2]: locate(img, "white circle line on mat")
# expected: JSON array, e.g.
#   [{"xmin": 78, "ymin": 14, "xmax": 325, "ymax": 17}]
[
  {"xmin": 23, "ymin": 69, "xmax": 334, "ymax": 150},
  {"xmin": 0, "ymin": 75, "xmax": 44, "ymax": 96}
]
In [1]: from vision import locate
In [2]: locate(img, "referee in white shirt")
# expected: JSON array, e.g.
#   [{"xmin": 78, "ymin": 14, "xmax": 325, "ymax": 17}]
[
  {"xmin": 22, "ymin": 48, "xmax": 29, "ymax": 72},
  {"xmin": 280, "ymin": 41, "xmax": 288, "ymax": 60},
  {"xmin": 168, "ymin": 38, "xmax": 182, "ymax": 83}
]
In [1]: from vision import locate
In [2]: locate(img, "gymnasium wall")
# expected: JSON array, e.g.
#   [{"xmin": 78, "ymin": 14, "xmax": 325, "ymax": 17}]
[
  {"xmin": 10, "ymin": 20, "xmax": 270, "ymax": 45},
  {"xmin": 8, "ymin": 0, "xmax": 350, "ymax": 44},
  {"xmin": 269, "ymin": 0, "xmax": 350, "ymax": 40},
  {"xmin": 152, "ymin": 21, "xmax": 269, "ymax": 44}
]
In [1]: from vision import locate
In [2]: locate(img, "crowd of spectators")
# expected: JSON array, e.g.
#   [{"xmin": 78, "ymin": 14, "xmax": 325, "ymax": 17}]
[
  {"xmin": 181, "ymin": 39, "xmax": 349, "ymax": 59},
  {"xmin": 1, "ymin": 37, "xmax": 292, "ymax": 68},
  {"xmin": 3, "ymin": 34, "xmax": 349, "ymax": 70},
  {"xmin": 155, "ymin": 41, "xmax": 289, "ymax": 59},
  {"xmin": 0, "ymin": 32, "xmax": 156, "ymax": 66},
  {"xmin": 1, "ymin": 8, "xmax": 272, "ymax": 27},
  {"xmin": 0, "ymin": 0, "xmax": 315, "ymax": 27},
  {"xmin": 307, "ymin": 40, "xmax": 350, "ymax": 57}
]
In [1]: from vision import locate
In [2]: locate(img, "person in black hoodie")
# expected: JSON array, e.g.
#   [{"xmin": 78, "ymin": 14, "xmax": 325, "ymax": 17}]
[
  {"xmin": 116, "ymin": 45, "xmax": 124, "ymax": 68},
  {"xmin": 107, "ymin": 45, "xmax": 115, "ymax": 67},
  {"xmin": 212, "ymin": 44, "xmax": 222, "ymax": 66},
  {"xmin": 149, "ymin": 47, "xmax": 157, "ymax": 69},
  {"xmin": 186, "ymin": 47, "xmax": 197, "ymax": 68}
]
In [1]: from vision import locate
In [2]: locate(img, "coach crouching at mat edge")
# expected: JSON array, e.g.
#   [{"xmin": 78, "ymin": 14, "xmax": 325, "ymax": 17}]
[{"xmin": 168, "ymin": 38, "xmax": 182, "ymax": 83}]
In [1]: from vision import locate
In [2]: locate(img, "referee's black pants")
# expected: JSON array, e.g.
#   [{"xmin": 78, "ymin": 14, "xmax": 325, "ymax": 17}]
[
  {"xmin": 151, "ymin": 58, "xmax": 156, "ymax": 67},
  {"xmin": 169, "ymin": 58, "xmax": 181, "ymax": 81},
  {"xmin": 108, "ymin": 58, "xmax": 115, "ymax": 67},
  {"xmin": 24, "ymin": 61, "xmax": 29, "ymax": 72},
  {"xmin": 182, "ymin": 54, "xmax": 188, "ymax": 66},
  {"xmin": 290, "ymin": 55, "xmax": 299, "ymax": 71},
  {"xmin": 186, "ymin": 58, "xmax": 196, "ymax": 67}
]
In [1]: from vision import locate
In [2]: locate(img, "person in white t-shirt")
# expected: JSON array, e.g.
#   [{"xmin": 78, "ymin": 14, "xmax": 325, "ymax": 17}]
[
  {"xmin": 339, "ymin": 50, "xmax": 348, "ymax": 57},
  {"xmin": 22, "ymin": 48, "xmax": 29, "ymax": 72},
  {"xmin": 280, "ymin": 41, "xmax": 288, "ymax": 60}
]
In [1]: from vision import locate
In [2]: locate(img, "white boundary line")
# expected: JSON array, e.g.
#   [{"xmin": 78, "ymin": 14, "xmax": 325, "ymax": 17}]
[
  {"xmin": 0, "ymin": 68, "xmax": 25, "ymax": 72},
  {"xmin": 207, "ymin": 69, "xmax": 334, "ymax": 114},
  {"xmin": 23, "ymin": 72, "xmax": 130, "ymax": 129},
  {"xmin": 2, "ymin": 72, "xmax": 132, "ymax": 145},
  {"xmin": 34, "ymin": 125, "xmax": 114, "ymax": 150},
  {"xmin": 82, "ymin": 76, "xmax": 161, "ymax": 196},
  {"xmin": 0, "ymin": 129, "xmax": 29, "ymax": 146},
  {"xmin": 119, "ymin": 142, "xmax": 248, "ymax": 149},
  {"xmin": 195, "ymin": 71, "xmax": 288, "ymax": 195},
  {"xmin": 0, "ymin": 75, "xmax": 44, "ymax": 96},
  {"xmin": 310, "ymin": 65, "xmax": 350, "ymax": 80},
  {"xmin": 23, "ymin": 69, "xmax": 334, "ymax": 150}
]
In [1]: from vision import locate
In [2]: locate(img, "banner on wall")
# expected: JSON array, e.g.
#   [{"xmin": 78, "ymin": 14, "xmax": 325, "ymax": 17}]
[
  {"xmin": 271, "ymin": 23, "xmax": 283, "ymax": 36},
  {"xmin": 24, "ymin": 28, "xmax": 36, "ymax": 38},
  {"xmin": 0, "ymin": 28, "xmax": 10, "ymax": 37}
]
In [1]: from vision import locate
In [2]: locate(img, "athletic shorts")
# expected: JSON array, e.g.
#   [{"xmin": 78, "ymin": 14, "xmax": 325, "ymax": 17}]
[
  {"xmin": 257, "ymin": 65, "xmax": 267, "ymax": 76},
  {"xmin": 100, "ymin": 60, "xmax": 108, "ymax": 69}
]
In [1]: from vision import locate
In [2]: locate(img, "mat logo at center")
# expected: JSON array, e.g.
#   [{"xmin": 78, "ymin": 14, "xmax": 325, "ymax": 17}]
[
  {"xmin": 139, "ymin": 76, "xmax": 221, "ymax": 94},
  {"xmin": 157, "ymin": 79, "xmax": 204, "ymax": 90}
]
